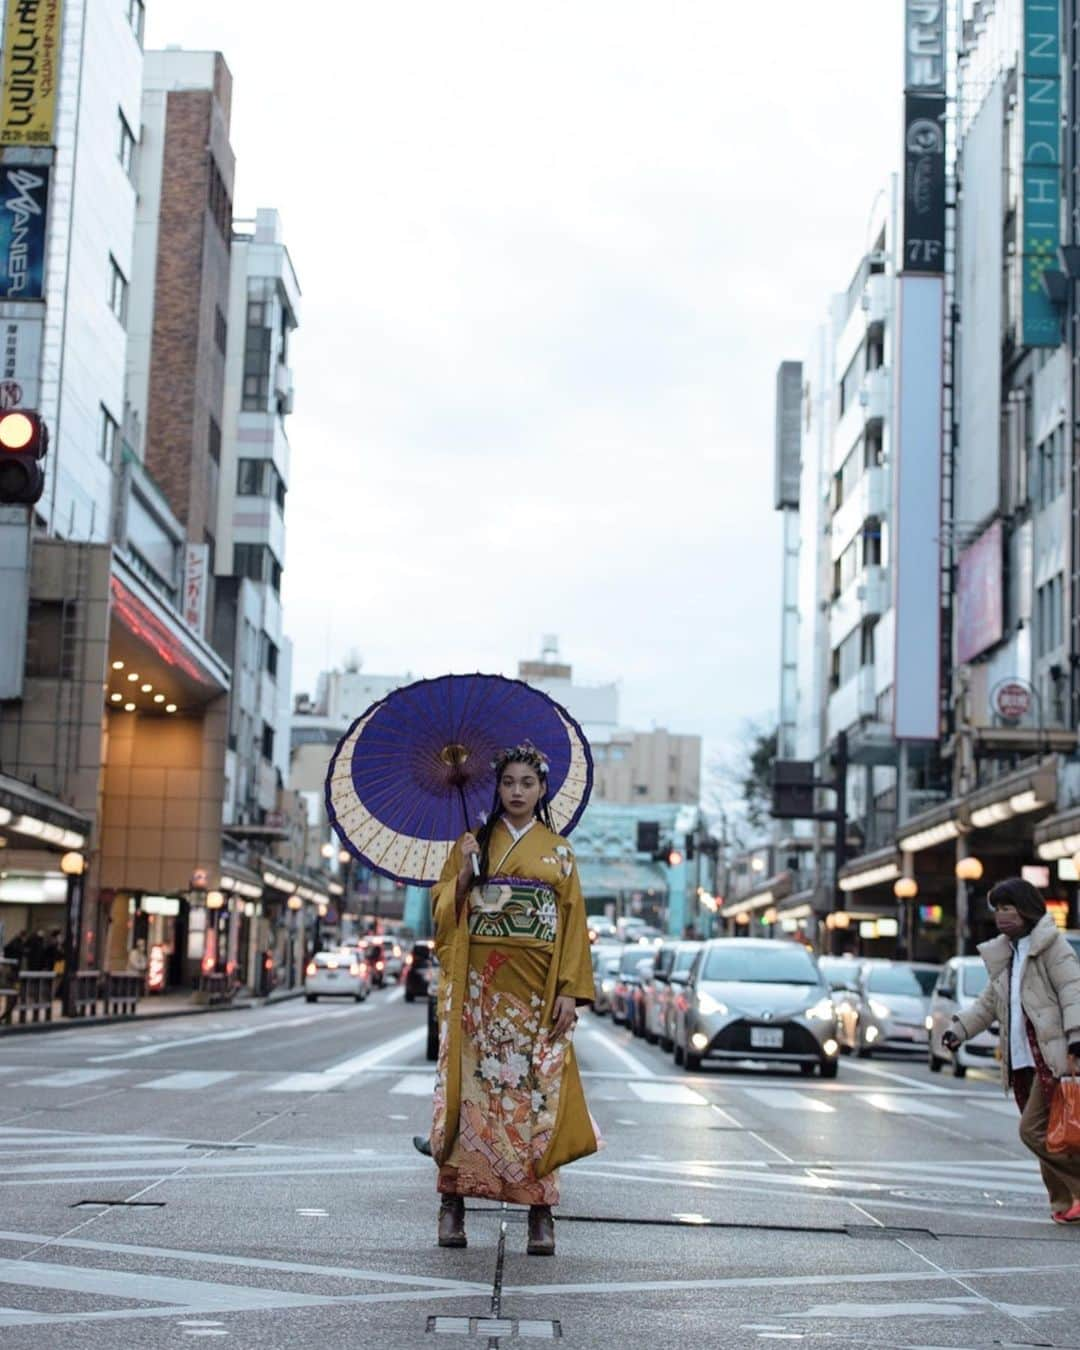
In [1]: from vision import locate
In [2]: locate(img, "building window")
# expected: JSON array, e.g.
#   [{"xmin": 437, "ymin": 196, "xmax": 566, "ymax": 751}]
[
  {"xmin": 233, "ymin": 543, "xmax": 283, "ymax": 592},
  {"xmin": 208, "ymin": 415, "xmax": 221, "ymax": 465},
  {"xmin": 118, "ymin": 110, "xmax": 136, "ymax": 179},
  {"xmin": 108, "ymin": 255, "xmax": 128, "ymax": 326},
  {"xmin": 99, "ymin": 404, "xmax": 119, "ymax": 466},
  {"xmin": 207, "ymin": 157, "xmax": 232, "ymax": 241},
  {"xmin": 237, "ymin": 459, "xmax": 262, "ymax": 495},
  {"xmin": 242, "ymin": 319, "xmax": 272, "ymax": 412},
  {"xmin": 838, "ymin": 346, "xmax": 864, "ymax": 417},
  {"xmin": 262, "ymin": 635, "xmax": 279, "ymax": 678},
  {"xmin": 126, "ymin": 0, "xmax": 145, "ymax": 44},
  {"xmin": 214, "ymin": 305, "xmax": 228, "ymax": 354},
  {"xmin": 1035, "ymin": 573, "xmax": 1065, "ymax": 657},
  {"xmin": 261, "ymin": 721, "xmax": 275, "ymax": 762}
]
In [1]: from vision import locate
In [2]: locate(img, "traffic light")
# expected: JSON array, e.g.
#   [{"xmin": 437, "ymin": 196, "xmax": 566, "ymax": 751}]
[
  {"xmin": 667, "ymin": 848, "xmax": 684, "ymax": 867},
  {"xmin": 0, "ymin": 410, "xmax": 48, "ymax": 505}
]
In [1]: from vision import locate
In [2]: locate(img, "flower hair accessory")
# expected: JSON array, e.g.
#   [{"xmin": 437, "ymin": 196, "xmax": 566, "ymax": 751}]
[{"xmin": 491, "ymin": 739, "xmax": 550, "ymax": 777}]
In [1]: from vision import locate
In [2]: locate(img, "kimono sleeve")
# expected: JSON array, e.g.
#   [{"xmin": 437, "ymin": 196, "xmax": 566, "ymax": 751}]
[
  {"xmin": 431, "ymin": 838, "xmax": 467, "ymax": 960},
  {"xmin": 555, "ymin": 845, "xmax": 596, "ymax": 1005}
]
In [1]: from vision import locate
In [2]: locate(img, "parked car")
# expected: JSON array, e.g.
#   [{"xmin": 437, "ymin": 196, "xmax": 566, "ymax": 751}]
[
  {"xmin": 642, "ymin": 941, "xmax": 679, "ymax": 1043},
  {"xmin": 591, "ymin": 947, "xmax": 622, "ymax": 1016},
  {"xmin": 818, "ymin": 956, "xmax": 863, "ymax": 1052},
  {"xmin": 672, "ymin": 938, "xmax": 840, "ymax": 1077},
  {"xmin": 304, "ymin": 949, "xmax": 371, "ymax": 1003},
  {"xmin": 611, "ymin": 945, "xmax": 654, "ymax": 1025},
  {"xmin": 404, "ymin": 941, "xmax": 438, "ymax": 1002},
  {"xmin": 654, "ymin": 941, "xmax": 703, "ymax": 1050},
  {"xmin": 855, "ymin": 960, "xmax": 937, "ymax": 1057},
  {"xmin": 927, "ymin": 955, "xmax": 998, "ymax": 1077}
]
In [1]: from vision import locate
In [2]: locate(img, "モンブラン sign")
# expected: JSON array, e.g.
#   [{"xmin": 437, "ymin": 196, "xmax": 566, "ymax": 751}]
[
  {"xmin": 0, "ymin": 0, "xmax": 63, "ymax": 147},
  {"xmin": 0, "ymin": 164, "xmax": 48, "ymax": 298},
  {"xmin": 1022, "ymin": 0, "xmax": 1062, "ymax": 347}
]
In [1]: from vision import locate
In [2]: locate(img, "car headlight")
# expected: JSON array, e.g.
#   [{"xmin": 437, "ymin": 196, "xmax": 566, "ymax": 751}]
[
  {"xmin": 868, "ymin": 999, "xmax": 891, "ymax": 1020},
  {"xmin": 924, "ymin": 1015, "xmax": 933, "ymax": 1031},
  {"xmin": 696, "ymin": 991, "xmax": 728, "ymax": 1016},
  {"xmin": 805, "ymin": 998, "xmax": 836, "ymax": 1021}
]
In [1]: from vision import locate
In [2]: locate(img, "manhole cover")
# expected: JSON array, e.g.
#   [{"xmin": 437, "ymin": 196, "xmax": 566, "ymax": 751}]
[{"xmin": 427, "ymin": 1316, "xmax": 561, "ymax": 1339}]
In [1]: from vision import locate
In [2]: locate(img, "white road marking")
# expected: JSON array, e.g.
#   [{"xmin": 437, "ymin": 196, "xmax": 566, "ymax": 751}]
[
  {"xmin": 858, "ymin": 1092, "xmax": 960, "ymax": 1120},
  {"xmin": 319, "ymin": 1025, "xmax": 427, "ymax": 1078},
  {"xmin": 840, "ymin": 1059, "xmax": 952, "ymax": 1093},
  {"xmin": 138, "ymin": 1072, "xmax": 236, "ymax": 1092},
  {"xmin": 264, "ymin": 1073, "xmax": 344, "ymax": 1094},
  {"xmin": 627, "ymin": 1081, "xmax": 707, "ymax": 1106},
  {"xmin": 21, "ymin": 1069, "xmax": 125, "ymax": 1089},
  {"xmin": 579, "ymin": 1025, "xmax": 655, "ymax": 1078},
  {"xmin": 390, "ymin": 1073, "xmax": 437, "ymax": 1096},
  {"xmin": 743, "ymin": 1088, "xmax": 836, "ymax": 1114}
]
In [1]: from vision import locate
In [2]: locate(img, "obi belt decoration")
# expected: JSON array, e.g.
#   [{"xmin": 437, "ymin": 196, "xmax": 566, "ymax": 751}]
[{"xmin": 469, "ymin": 878, "xmax": 558, "ymax": 944}]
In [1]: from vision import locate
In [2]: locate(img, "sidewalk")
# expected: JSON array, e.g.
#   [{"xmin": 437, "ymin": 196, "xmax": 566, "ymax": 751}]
[{"xmin": 0, "ymin": 982, "xmax": 306, "ymax": 1038}]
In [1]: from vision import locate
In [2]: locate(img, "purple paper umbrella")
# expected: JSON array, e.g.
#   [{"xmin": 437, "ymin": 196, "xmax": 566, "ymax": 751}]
[{"xmin": 324, "ymin": 673, "xmax": 594, "ymax": 886}]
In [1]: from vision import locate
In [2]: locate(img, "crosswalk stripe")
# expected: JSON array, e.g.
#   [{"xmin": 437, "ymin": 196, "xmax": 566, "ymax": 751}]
[
  {"xmin": 627, "ymin": 1081, "xmax": 708, "ymax": 1106},
  {"xmin": 743, "ymin": 1088, "xmax": 836, "ymax": 1114},
  {"xmin": 21, "ymin": 1069, "xmax": 125, "ymax": 1089},
  {"xmin": 858, "ymin": 1092, "xmax": 960, "ymax": 1119},
  {"xmin": 138, "ymin": 1072, "xmax": 236, "ymax": 1092},
  {"xmin": 265, "ymin": 1073, "xmax": 346, "ymax": 1094},
  {"xmin": 390, "ymin": 1073, "xmax": 436, "ymax": 1096}
]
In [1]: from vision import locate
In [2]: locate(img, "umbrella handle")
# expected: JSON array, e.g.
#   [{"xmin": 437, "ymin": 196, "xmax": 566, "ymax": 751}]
[{"xmin": 471, "ymin": 853, "xmax": 480, "ymax": 878}]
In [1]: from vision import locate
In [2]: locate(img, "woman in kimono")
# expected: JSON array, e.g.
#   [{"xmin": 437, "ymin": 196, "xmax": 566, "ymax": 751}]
[{"xmin": 430, "ymin": 741, "xmax": 596, "ymax": 1255}]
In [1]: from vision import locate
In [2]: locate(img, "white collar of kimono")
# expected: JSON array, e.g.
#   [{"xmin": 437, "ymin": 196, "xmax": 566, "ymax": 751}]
[{"xmin": 499, "ymin": 817, "xmax": 536, "ymax": 844}]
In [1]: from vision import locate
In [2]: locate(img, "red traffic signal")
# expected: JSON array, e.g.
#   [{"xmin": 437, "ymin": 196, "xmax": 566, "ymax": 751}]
[
  {"xmin": 667, "ymin": 849, "xmax": 684, "ymax": 867},
  {"xmin": 0, "ymin": 410, "xmax": 48, "ymax": 505}
]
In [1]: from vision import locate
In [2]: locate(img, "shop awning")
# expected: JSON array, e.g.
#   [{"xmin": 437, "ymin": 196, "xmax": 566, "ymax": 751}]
[
  {"xmin": 0, "ymin": 771, "xmax": 91, "ymax": 851},
  {"xmin": 724, "ymin": 871, "xmax": 793, "ymax": 919},
  {"xmin": 1035, "ymin": 805, "xmax": 1080, "ymax": 861},
  {"xmin": 838, "ymin": 847, "xmax": 901, "ymax": 892}
]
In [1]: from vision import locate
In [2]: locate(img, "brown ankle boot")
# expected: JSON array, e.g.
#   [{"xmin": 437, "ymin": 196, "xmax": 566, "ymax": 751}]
[
  {"xmin": 437, "ymin": 1195, "xmax": 466, "ymax": 1248},
  {"xmin": 527, "ymin": 1204, "xmax": 555, "ymax": 1255}
]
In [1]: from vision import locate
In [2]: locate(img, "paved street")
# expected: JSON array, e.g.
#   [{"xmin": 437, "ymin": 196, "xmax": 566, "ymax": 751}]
[{"xmin": 1, "ymin": 991, "xmax": 1079, "ymax": 1349}]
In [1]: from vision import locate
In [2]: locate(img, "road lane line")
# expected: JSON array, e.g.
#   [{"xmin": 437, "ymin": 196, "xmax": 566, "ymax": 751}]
[
  {"xmin": 138, "ymin": 1072, "xmax": 236, "ymax": 1092},
  {"xmin": 840, "ymin": 1059, "xmax": 952, "ymax": 1093},
  {"xmin": 319, "ymin": 1025, "xmax": 426, "ymax": 1078},
  {"xmin": 578, "ymin": 1025, "xmax": 655, "ymax": 1078},
  {"xmin": 266, "ymin": 1073, "xmax": 346, "ymax": 1094},
  {"xmin": 390, "ymin": 1073, "xmax": 437, "ymax": 1096}
]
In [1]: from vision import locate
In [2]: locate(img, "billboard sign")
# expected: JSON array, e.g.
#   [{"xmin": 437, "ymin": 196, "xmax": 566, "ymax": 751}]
[
  {"xmin": 0, "ymin": 0, "xmax": 62, "ymax": 147},
  {"xmin": 0, "ymin": 163, "xmax": 47, "ymax": 298},
  {"xmin": 1022, "ymin": 0, "xmax": 1062, "ymax": 346},
  {"xmin": 892, "ymin": 274, "xmax": 944, "ymax": 740},
  {"xmin": 0, "ymin": 305, "xmax": 42, "ymax": 407},
  {"xmin": 956, "ymin": 519, "xmax": 1004, "ymax": 663},
  {"xmin": 183, "ymin": 543, "xmax": 209, "ymax": 637},
  {"xmin": 905, "ymin": 0, "xmax": 946, "ymax": 94},
  {"xmin": 903, "ymin": 93, "xmax": 946, "ymax": 273}
]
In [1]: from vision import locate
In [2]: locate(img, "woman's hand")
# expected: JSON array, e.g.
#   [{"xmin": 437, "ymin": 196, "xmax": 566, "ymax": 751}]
[
  {"xmin": 1067, "ymin": 1052, "xmax": 1080, "ymax": 1078},
  {"xmin": 942, "ymin": 1029, "xmax": 962, "ymax": 1052},
  {"xmin": 551, "ymin": 995, "xmax": 578, "ymax": 1039}
]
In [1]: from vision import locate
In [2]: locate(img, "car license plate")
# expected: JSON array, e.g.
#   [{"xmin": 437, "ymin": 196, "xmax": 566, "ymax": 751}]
[
  {"xmin": 325, "ymin": 972, "xmax": 338, "ymax": 979},
  {"xmin": 750, "ymin": 1026, "xmax": 783, "ymax": 1049}
]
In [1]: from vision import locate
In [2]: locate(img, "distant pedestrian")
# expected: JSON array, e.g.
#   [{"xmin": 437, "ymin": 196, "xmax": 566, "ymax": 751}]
[
  {"xmin": 943, "ymin": 877, "xmax": 1080, "ymax": 1223},
  {"xmin": 24, "ymin": 930, "xmax": 46, "ymax": 971},
  {"xmin": 127, "ymin": 939, "xmax": 148, "ymax": 977},
  {"xmin": 3, "ymin": 930, "xmax": 25, "ymax": 965}
]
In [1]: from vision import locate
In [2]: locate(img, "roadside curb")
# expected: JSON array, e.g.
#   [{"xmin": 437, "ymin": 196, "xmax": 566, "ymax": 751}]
[{"xmin": 0, "ymin": 986, "xmax": 307, "ymax": 1038}]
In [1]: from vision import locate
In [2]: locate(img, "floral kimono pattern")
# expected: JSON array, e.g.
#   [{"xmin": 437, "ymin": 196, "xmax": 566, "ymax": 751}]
[{"xmin": 431, "ymin": 820, "xmax": 596, "ymax": 1205}]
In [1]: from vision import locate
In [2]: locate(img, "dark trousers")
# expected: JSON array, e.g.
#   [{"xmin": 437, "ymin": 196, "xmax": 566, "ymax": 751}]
[{"xmin": 1016, "ymin": 1071, "xmax": 1080, "ymax": 1212}]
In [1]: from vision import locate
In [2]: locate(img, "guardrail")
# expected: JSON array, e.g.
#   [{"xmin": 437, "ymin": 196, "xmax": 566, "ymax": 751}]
[
  {"xmin": 0, "ymin": 958, "xmax": 17, "ymax": 1025},
  {"xmin": 104, "ymin": 971, "xmax": 143, "ymax": 1017},
  {"xmin": 197, "ymin": 972, "xmax": 233, "ymax": 1005},
  {"xmin": 70, "ymin": 970, "xmax": 101, "ymax": 1018},
  {"xmin": 15, "ymin": 971, "xmax": 56, "ymax": 1024}
]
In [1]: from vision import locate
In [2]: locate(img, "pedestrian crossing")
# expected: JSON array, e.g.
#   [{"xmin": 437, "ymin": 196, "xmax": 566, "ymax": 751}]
[{"xmin": 0, "ymin": 1062, "xmax": 1000, "ymax": 1124}]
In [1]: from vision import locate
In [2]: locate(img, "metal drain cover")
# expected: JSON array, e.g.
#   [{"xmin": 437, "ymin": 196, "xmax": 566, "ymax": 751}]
[{"xmin": 427, "ymin": 1316, "xmax": 561, "ymax": 1338}]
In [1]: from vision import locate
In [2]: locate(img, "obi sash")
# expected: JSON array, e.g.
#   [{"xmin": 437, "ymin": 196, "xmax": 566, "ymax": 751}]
[{"xmin": 468, "ymin": 876, "xmax": 558, "ymax": 944}]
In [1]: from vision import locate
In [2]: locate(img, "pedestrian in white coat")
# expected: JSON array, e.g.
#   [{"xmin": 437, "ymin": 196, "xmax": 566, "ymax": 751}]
[{"xmin": 943, "ymin": 877, "xmax": 1080, "ymax": 1223}]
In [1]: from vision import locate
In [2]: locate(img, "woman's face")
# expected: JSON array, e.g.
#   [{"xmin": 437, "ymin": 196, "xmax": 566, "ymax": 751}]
[
  {"xmin": 499, "ymin": 762, "xmax": 544, "ymax": 821},
  {"xmin": 993, "ymin": 902, "xmax": 1027, "ymax": 938}
]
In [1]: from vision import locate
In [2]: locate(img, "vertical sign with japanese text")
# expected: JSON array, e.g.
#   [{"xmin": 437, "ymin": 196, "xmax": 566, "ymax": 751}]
[
  {"xmin": 1022, "ymin": 0, "xmax": 1062, "ymax": 346},
  {"xmin": 0, "ymin": 0, "xmax": 63, "ymax": 147},
  {"xmin": 183, "ymin": 543, "xmax": 209, "ymax": 637},
  {"xmin": 903, "ymin": 2, "xmax": 946, "ymax": 274}
]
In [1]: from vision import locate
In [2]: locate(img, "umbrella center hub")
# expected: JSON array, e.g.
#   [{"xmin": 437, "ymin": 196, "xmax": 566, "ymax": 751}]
[{"xmin": 439, "ymin": 743, "xmax": 471, "ymax": 774}]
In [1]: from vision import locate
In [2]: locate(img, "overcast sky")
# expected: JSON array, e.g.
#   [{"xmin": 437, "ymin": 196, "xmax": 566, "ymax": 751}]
[{"xmin": 148, "ymin": 1, "xmax": 903, "ymax": 761}]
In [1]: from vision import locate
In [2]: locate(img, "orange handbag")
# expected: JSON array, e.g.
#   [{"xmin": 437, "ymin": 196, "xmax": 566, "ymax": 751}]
[{"xmin": 1047, "ymin": 1077, "xmax": 1080, "ymax": 1154}]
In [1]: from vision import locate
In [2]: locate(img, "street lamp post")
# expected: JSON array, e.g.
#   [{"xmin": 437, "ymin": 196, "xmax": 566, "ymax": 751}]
[{"xmin": 60, "ymin": 851, "xmax": 86, "ymax": 1018}]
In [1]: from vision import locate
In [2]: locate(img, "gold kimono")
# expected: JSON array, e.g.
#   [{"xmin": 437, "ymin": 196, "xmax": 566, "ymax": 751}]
[{"xmin": 430, "ymin": 819, "xmax": 597, "ymax": 1205}]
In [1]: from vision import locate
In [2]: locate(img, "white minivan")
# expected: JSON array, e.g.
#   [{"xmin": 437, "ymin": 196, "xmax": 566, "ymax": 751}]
[{"xmin": 927, "ymin": 955, "xmax": 999, "ymax": 1078}]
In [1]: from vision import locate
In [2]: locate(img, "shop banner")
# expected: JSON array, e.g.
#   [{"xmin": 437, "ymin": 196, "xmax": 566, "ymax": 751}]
[
  {"xmin": 905, "ymin": 0, "xmax": 946, "ymax": 94},
  {"xmin": 903, "ymin": 92, "xmax": 946, "ymax": 273},
  {"xmin": 0, "ymin": 162, "xmax": 47, "ymax": 297},
  {"xmin": 0, "ymin": 302, "xmax": 41, "ymax": 407},
  {"xmin": 183, "ymin": 543, "xmax": 209, "ymax": 637},
  {"xmin": 1022, "ymin": 0, "xmax": 1063, "ymax": 347},
  {"xmin": 0, "ymin": 0, "xmax": 63, "ymax": 147}
]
